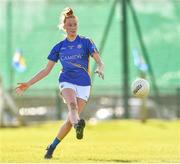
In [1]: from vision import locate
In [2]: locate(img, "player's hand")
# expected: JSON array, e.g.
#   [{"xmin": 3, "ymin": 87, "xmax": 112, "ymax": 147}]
[
  {"xmin": 95, "ymin": 63, "xmax": 104, "ymax": 80},
  {"xmin": 15, "ymin": 83, "xmax": 29, "ymax": 95}
]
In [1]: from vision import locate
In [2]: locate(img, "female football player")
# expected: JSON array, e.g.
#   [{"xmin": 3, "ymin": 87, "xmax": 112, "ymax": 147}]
[{"xmin": 15, "ymin": 7, "xmax": 104, "ymax": 159}]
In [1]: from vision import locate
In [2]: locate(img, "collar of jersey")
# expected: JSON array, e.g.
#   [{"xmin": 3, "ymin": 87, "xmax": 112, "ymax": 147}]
[{"xmin": 66, "ymin": 35, "xmax": 79, "ymax": 42}]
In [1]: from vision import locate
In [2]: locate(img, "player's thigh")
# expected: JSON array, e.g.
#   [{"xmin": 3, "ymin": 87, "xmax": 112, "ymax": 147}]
[
  {"xmin": 77, "ymin": 97, "xmax": 87, "ymax": 114},
  {"xmin": 61, "ymin": 88, "xmax": 77, "ymax": 106}
]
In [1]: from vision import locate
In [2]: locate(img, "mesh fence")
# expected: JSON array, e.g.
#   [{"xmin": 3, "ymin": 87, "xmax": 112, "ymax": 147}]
[
  {"xmin": 0, "ymin": 0, "xmax": 180, "ymax": 122},
  {"xmin": 0, "ymin": 0, "xmax": 180, "ymax": 96}
]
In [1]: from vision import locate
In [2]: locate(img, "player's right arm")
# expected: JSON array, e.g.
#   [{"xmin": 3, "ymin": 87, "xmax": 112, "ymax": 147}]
[{"xmin": 15, "ymin": 60, "xmax": 55, "ymax": 95}]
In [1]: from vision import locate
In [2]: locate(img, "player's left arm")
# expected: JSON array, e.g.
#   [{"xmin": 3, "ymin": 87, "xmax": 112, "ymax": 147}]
[{"xmin": 92, "ymin": 52, "xmax": 104, "ymax": 80}]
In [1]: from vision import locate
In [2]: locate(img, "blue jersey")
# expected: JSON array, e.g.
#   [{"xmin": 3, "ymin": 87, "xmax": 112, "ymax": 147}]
[{"xmin": 47, "ymin": 35, "xmax": 99, "ymax": 86}]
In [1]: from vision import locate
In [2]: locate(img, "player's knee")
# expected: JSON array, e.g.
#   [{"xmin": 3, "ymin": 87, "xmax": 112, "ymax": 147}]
[{"xmin": 69, "ymin": 101, "xmax": 77, "ymax": 110}]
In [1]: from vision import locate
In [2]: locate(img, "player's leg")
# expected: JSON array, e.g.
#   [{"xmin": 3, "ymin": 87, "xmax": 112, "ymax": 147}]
[
  {"xmin": 44, "ymin": 85, "xmax": 89, "ymax": 158},
  {"xmin": 44, "ymin": 110, "xmax": 73, "ymax": 159},
  {"xmin": 55, "ymin": 97, "xmax": 87, "ymax": 141},
  {"xmin": 45, "ymin": 88, "xmax": 79, "ymax": 159},
  {"xmin": 77, "ymin": 97, "xmax": 87, "ymax": 114},
  {"xmin": 75, "ymin": 97, "xmax": 87, "ymax": 139},
  {"xmin": 44, "ymin": 120, "xmax": 72, "ymax": 159},
  {"xmin": 55, "ymin": 96, "xmax": 87, "ymax": 141},
  {"xmin": 55, "ymin": 100, "xmax": 85, "ymax": 141},
  {"xmin": 61, "ymin": 88, "xmax": 90, "ymax": 140},
  {"xmin": 61, "ymin": 88, "xmax": 80, "ymax": 125},
  {"xmin": 76, "ymin": 85, "xmax": 90, "ymax": 115},
  {"xmin": 56, "ymin": 118, "xmax": 72, "ymax": 140},
  {"xmin": 52, "ymin": 88, "xmax": 80, "ymax": 140},
  {"xmin": 74, "ymin": 84, "xmax": 90, "ymax": 139}
]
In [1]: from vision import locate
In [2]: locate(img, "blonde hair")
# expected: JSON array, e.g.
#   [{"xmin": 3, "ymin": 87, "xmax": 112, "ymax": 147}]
[{"xmin": 58, "ymin": 7, "xmax": 77, "ymax": 31}]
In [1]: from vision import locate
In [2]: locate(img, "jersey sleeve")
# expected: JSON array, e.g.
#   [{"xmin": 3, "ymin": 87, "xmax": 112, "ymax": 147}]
[
  {"xmin": 47, "ymin": 43, "xmax": 61, "ymax": 62},
  {"xmin": 86, "ymin": 38, "xmax": 99, "ymax": 57}
]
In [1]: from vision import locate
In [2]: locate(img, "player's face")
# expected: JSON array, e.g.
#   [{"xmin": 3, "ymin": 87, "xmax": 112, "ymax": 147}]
[{"xmin": 64, "ymin": 17, "xmax": 78, "ymax": 38}]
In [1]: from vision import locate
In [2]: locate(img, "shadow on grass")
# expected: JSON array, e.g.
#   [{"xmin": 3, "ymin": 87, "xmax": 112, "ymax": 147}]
[{"xmin": 88, "ymin": 158, "xmax": 138, "ymax": 163}]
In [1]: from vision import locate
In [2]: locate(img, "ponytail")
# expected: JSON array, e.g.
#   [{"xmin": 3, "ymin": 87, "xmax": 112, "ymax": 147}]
[{"xmin": 58, "ymin": 7, "xmax": 77, "ymax": 31}]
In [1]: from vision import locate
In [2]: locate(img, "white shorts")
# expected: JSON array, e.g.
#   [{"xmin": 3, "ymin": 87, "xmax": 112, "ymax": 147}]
[{"xmin": 59, "ymin": 82, "xmax": 91, "ymax": 102}]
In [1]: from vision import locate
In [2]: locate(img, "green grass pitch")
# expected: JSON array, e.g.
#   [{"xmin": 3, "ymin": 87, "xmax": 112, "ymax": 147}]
[{"xmin": 0, "ymin": 120, "xmax": 179, "ymax": 163}]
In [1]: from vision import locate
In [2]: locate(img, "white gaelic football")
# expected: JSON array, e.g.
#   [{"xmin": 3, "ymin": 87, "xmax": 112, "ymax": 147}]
[{"xmin": 131, "ymin": 78, "xmax": 150, "ymax": 98}]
